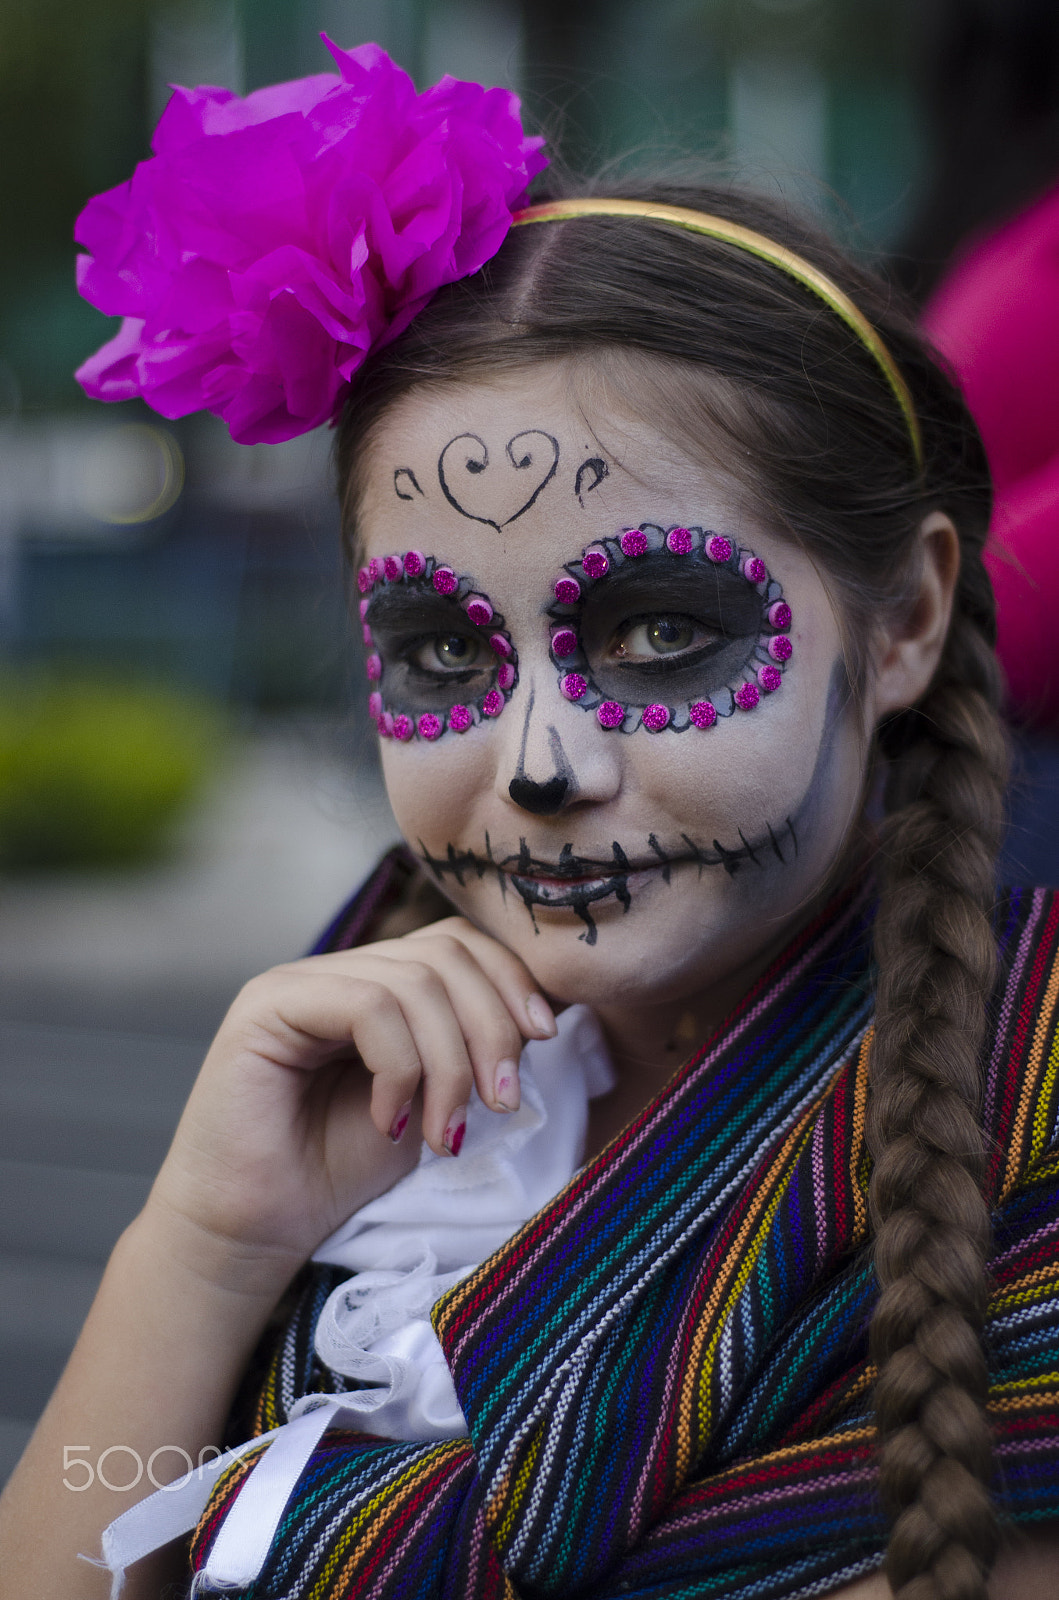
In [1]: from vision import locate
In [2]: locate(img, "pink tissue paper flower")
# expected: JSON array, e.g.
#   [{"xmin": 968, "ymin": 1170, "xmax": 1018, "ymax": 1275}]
[{"xmin": 74, "ymin": 40, "xmax": 547, "ymax": 444}]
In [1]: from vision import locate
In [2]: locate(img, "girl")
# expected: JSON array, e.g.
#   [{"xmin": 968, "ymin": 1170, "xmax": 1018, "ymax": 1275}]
[{"xmin": 2, "ymin": 41, "xmax": 1058, "ymax": 1600}]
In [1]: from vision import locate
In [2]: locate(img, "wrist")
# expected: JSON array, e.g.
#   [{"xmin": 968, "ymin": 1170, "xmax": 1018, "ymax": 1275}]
[{"xmin": 122, "ymin": 1196, "xmax": 305, "ymax": 1312}]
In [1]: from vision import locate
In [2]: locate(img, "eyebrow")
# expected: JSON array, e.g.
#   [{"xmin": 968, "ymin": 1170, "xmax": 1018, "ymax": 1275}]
[
  {"xmin": 365, "ymin": 587, "xmax": 475, "ymax": 627},
  {"xmin": 579, "ymin": 559, "xmax": 763, "ymax": 631}
]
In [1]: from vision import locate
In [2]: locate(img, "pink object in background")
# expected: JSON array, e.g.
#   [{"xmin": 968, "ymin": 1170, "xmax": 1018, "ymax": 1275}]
[{"xmin": 923, "ymin": 182, "xmax": 1059, "ymax": 729}]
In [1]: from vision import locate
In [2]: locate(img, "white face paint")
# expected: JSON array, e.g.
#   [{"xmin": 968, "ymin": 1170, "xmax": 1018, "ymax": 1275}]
[{"xmin": 356, "ymin": 365, "xmax": 871, "ymax": 1014}]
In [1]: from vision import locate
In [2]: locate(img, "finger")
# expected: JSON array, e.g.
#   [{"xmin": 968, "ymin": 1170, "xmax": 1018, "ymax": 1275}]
[
  {"xmin": 250, "ymin": 957, "xmax": 482, "ymax": 1154},
  {"xmin": 403, "ymin": 917, "xmax": 557, "ymax": 1041},
  {"xmin": 234, "ymin": 969, "xmax": 429, "ymax": 1140},
  {"xmin": 376, "ymin": 934, "xmax": 526, "ymax": 1112},
  {"xmin": 375, "ymin": 958, "xmax": 477, "ymax": 1155}
]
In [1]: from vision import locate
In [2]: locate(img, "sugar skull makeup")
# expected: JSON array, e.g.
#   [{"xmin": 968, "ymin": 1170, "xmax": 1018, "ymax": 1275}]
[
  {"xmin": 354, "ymin": 366, "xmax": 865, "ymax": 993},
  {"xmin": 546, "ymin": 525, "xmax": 793, "ymax": 730},
  {"xmin": 359, "ymin": 552, "xmax": 518, "ymax": 740}
]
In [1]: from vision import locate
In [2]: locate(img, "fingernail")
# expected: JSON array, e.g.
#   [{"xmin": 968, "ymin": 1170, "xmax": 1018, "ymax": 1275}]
[
  {"xmin": 494, "ymin": 1061, "xmax": 520, "ymax": 1111},
  {"xmin": 526, "ymin": 994, "xmax": 556, "ymax": 1036},
  {"xmin": 389, "ymin": 1101, "xmax": 412, "ymax": 1143},
  {"xmin": 443, "ymin": 1110, "xmax": 467, "ymax": 1157}
]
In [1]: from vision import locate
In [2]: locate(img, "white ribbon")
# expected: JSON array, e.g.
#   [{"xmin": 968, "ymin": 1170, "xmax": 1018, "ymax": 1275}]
[{"xmin": 93, "ymin": 1427, "xmax": 281, "ymax": 1598}]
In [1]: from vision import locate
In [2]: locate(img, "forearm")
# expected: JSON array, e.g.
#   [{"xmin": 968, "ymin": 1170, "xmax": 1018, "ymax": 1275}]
[{"xmin": 0, "ymin": 1202, "xmax": 297, "ymax": 1600}]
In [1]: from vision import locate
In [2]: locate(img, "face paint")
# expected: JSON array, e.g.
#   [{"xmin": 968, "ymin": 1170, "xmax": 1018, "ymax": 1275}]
[
  {"xmin": 417, "ymin": 813, "xmax": 799, "ymax": 945},
  {"xmin": 358, "ymin": 552, "xmax": 518, "ymax": 740},
  {"xmin": 357, "ymin": 367, "xmax": 868, "ymax": 1007},
  {"xmin": 546, "ymin": 525, "xmax": 793, "ymax": 731}
]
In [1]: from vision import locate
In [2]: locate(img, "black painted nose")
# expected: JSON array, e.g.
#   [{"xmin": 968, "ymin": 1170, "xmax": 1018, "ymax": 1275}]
[{"xmin": 508, "ymin": 775, "xmax": 569, "ymax": 816}]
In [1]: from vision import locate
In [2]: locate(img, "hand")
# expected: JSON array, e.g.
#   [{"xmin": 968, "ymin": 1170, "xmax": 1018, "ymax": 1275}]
[{"xmin": 145, "ymin": 918, "xmax": 557, "ymax": 1278}]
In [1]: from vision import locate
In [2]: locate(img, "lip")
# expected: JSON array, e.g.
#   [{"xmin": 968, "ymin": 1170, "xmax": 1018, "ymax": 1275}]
[
  {"xmin": 515, "ymin": 870, "xmax": 616, "ymax": 890},
  {"xmin": 501, "ymin": 849, "xmax": 690, "ymax": 882},
  {"xmin": 505, "ymin": 858, "xmax": 690, "ymax": 907}
]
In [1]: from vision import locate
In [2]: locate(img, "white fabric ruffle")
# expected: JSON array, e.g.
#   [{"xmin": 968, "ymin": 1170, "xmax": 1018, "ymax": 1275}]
[{"xmin": 309, "ymin": 1002, "xmax": 614, "ymax": 1441}]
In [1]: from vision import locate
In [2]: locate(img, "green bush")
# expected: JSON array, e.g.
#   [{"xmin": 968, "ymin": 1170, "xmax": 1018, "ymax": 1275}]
[{"xmin": 0, "ymin": 673, "xmax": 223, "ymax": 870}]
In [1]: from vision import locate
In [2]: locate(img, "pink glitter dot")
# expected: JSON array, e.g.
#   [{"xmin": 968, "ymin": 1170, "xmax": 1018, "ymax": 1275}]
[
  {"xmin": 768, "ymin": 600, "xmax": 792, "ymax": 631},
  {"xmin": 689, "ymin": 700, "xmax": 717, "ymax": 729},
  {"xmin": 378, "ymin": 711, "xmax": 395, "ymax": 739},
  {"xmin": 448, "ymin": 704, "xmax": 472, "ymax": 732},
  {"xmin": 362, "ymin": 623, "xmax": 374, "ymax": 646},
  {"xmin": 597, "ymin": 701, "xmax": 625, "ymax": 728},
  {"xmin": 482, "ymin": 689, "xmax": 504, "ymax": 717},
  {"xmin": 554, "ymin": 576, "xmax": 581, "ymax": 605},
  {"xmin": 706, "ymin": 535, "xmax": 733, "ymax": 563},
  {"xmin": 358, "ymin": 597, "xmax": 370, "ymax": 620},
  {"xmin": 466, "ymin": 596, "xmax": 493, "ymax": 626},
  {"xmin": 758, "ymin": 664, "xmax": 783, "ymax": 693},
  {"xmin": 560, "ymin": 673, "xmax": 588, "ymax": 701},
  {"xmin": 403, "ymin": 550, "xmax": 425, "ymax": 578},
  {"xmin": 418, "ymin": 713, "xmax": 442, "ymax": 740},
  {"xmin": 666, "ymin": 526, "xmax": 693, "ymax": 554},
  {"xmin": 365, "ymin": 653, "xmax": 382, "ymax": 681},
  {"xmin": 742, "ymin": 555, "xmax": 768, "ymax": 585},
  {"xmin": 368, "ymin": 691, "xmax": 383, "ymax": 721},
  {"xmin": 619, "ymin": 528, "xmax": 648, "ymax": 557},
  {"xmin": 642, "ymin": 703, "xmax": 670, "ymax": 732},
  {"xmin": 551, "ymin": 627, "xmax": 578, "ymax": 658},
  {"xmin": 489, "ymin": 633, "xmax": 513, "ymax": 658},
  {"xmin": 581, "ymin": 548, "xmax": 609, "ymax": 580},
  {"xmin": 357, "ymin": 567, "xmax": 371, "ymax": 594},
  {"xmin": 768, "ymin": 635, "xmax": 793, "ymax": 662},
  {"xmin": 368, "ymin": 558, "xmax": 382, "ymax": 585},
  {"xmin": 383, "ymin": 554, "xmax": 402, "ymax": 582},
  {"xmin": 496, "ymin": 662, "xmax": 516, "ymax": 690},
  {"xmin": 734, "ymin": 682, "xmax": 760, "ymax": 711},
  {"xmin": 393, "ymin": 714, "xmax": 414, "ymax": 741},
  {"xmin": 432, "ymin": 566, "xmax": 458, "ymax": 595}
]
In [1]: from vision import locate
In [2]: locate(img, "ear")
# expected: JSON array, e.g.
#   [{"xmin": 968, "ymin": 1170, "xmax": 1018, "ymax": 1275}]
[{"xmin": 867, "ymin": 511, "xmax": 961, "ymax": 723}]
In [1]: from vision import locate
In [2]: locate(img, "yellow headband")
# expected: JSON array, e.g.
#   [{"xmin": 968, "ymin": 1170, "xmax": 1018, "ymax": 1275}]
[{"xmin": 512, "ymin": 198, "xmax": 923, "ymax": 472}]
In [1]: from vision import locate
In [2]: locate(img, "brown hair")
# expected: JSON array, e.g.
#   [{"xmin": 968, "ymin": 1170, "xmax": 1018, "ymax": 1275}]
[{"xmin": 335, "ymin": 176, "xmax": 1008, "ymax": 1599}]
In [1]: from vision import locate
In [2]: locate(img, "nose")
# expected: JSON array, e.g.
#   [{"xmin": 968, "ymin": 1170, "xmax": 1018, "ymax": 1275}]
[
  {"xmin": 508, "ymin": 774, "xmax": 568, "ymax": 815},
  {"xmin": 499, "ymin": 675, "xmax": 621, "ymax": 817}
]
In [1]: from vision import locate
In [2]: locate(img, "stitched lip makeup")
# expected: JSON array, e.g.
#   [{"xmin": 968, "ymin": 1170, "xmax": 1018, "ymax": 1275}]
[{"xmin": 417, "ymin": 820, "xmax": 798, "ymax": 944}]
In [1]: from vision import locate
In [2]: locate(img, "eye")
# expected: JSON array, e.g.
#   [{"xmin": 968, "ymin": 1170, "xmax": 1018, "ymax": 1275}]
[
  {"xmin": 409, "ymin": 632, "xmax": 484, "ymax": 673},
  {"xmin": 610, "ymin": 614, "xmax": 715, "ymax": 661}
]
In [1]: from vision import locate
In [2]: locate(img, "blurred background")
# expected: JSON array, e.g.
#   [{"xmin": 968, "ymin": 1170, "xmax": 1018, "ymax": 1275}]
[{"xmin": 3, "ymin": 0, "xmax": 1059, "ymax": 1485}]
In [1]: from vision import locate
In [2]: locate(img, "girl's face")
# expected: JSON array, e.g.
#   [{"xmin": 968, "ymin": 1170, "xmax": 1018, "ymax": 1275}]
[{"xmin": 355, "ymin": 365, "xmax": 872, "ymax": 1011}]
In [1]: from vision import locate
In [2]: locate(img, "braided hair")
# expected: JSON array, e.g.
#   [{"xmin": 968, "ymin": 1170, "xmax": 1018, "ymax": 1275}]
[{"xmin": 335, "ymin": 177, "xmax": 1008, "ymax": 1599}]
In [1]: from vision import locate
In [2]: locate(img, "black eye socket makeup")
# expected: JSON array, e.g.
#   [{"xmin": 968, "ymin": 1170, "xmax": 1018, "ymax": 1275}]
[
  {"xmin": 546, "ymin": 525, "xmax": 793, "ymax": 731},
  {"xmin": 358, "ymin": 552, "xmax": 518, "ymax": 741}
]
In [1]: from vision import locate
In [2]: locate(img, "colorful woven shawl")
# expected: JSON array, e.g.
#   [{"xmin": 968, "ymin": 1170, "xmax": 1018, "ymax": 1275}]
[{"xmin": 190, "ymin": 868, "xmax": 1059, "ymax": 1598}]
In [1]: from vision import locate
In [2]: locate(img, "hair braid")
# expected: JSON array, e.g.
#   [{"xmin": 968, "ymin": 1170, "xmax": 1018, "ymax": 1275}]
[{"xmin": 869, "ymin": 609, "xmax": 1009, "ymax": 1600}]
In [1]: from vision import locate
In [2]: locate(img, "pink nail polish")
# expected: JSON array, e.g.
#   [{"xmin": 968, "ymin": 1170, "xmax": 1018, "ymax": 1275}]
[
  {"xmin": 390, "ymin": 1102, "xmax": 411, "ymax": 1143},
  {"xmin": 444, "ymin": 1114, "xmax": 466, "ymax": 1157},
  {"xmin": 495, "ymin": 1061, "xmax": 520, "ymax": 1110}
]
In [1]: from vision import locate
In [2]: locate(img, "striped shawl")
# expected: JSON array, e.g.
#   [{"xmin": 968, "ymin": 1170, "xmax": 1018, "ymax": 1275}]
[{"xmin": 190, "ymin": 865, "xmax": 1059, "ymax": 1597}]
